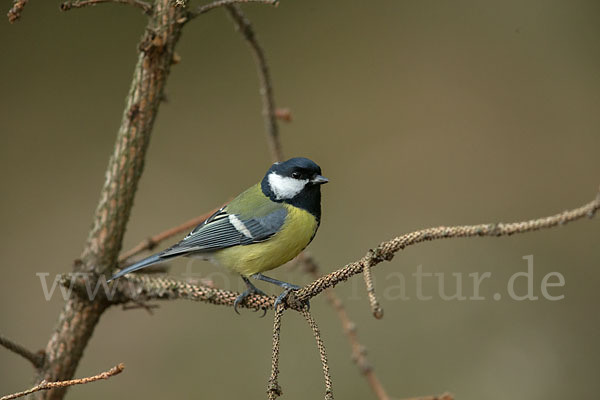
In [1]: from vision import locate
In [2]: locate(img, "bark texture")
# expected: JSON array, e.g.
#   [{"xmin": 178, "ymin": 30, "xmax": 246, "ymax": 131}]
[{"xmin": 33, "ymin": 2, "xmax": 186, "ymax": 398}]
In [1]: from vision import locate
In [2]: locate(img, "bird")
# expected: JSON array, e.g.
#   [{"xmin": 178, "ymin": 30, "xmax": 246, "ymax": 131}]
[{"xmin": 108, "ymin": 157, "xmax": 328, "ymax": 313}]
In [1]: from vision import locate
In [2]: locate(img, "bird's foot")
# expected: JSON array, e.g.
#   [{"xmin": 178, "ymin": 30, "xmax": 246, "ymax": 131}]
[
  {"xmin": 274, "ymin": 283, "xmax": 309, "ymax": 311},
  {"xmin": 234, "ymin": 286, "xmax": 267, "ymax": 315}
]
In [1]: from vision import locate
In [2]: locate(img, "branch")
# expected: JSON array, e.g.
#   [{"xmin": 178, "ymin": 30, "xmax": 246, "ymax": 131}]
[
  {"xmin": 294, "ymin": 188, "xmax": 600, "ymax": 304},
  {"xmin": 109, "ymin": 273, "xmax": 274, "ymax": 310},
  {"xmin": 362, "ymin": 261, "xmax": 384, "ymax": 319},
  {"xmin": 7, "ymin": 0, "xmax": 28, "ymax": 23},
  {"xmin": 78, "ymin": 2, "xmax": 185, "ymax": 277},
  {"xmin": 0, "ymin": 334, "xmax": 44, "ymax": 370},
  {"xmin": 59, "ymin": 0, "xmax": 153, "ymax": 14},
  {"xmin": 267, "ymin": 304, "xmax": 284, "ymax": 400},
  {"xmin": 110, "ymin": 187, "xmax": 600, "ymax": 310},
  {"xmin": 36, "ymin": 2, "xmax": 189, "ymax": 399},
  {"xmin": 300, "ymin": 253, "xmax": 391, "ymax": 400},
  {"xmin": 401, "ymin": 394, "xmax": 454, "ymax": 400},
  {"xmin": 301, "ymin": 309, "xmax": 334, "ymax": 400},
  {"xmin": 226, "ymin": 4, "xmax": 283, "ymax": 162},
  {"xmin": 187, "ymin": 0, "xmax": 278, "ymax": 19},
  {"xmin": 1, "ymin": 364, "xmax": 124, "ymax": 400}
]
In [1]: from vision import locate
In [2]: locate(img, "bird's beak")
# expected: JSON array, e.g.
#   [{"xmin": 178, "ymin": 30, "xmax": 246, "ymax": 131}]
[{"xmin": 311, "ymin": 175, "xmax": 329, "ymax": 184}]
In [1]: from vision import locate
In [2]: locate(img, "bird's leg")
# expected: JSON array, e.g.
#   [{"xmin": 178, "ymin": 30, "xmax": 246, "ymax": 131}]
[
  {"xmin": 251, "ymin": 273, "xmax": 309, "ymax": 310},
  {"xmin": 234, "ymin": 276, "xmax": 268, "ymax": 315}
]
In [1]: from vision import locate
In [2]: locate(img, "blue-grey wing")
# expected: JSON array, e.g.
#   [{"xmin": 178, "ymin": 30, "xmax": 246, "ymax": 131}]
[{"xmin": 159, "ymin": 207, "xmax": 287, "ymax": 257}]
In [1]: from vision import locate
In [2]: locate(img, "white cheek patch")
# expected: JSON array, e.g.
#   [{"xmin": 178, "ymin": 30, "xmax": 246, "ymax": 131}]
[{"xmin": 268, "ymin": 172, "xmax": 308, "ymax": 200}]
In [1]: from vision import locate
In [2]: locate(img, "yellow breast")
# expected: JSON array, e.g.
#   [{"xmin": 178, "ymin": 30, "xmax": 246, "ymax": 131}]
[{"xmin": 213, "ymin": 204, "xmax": 319, "ymax": 276}]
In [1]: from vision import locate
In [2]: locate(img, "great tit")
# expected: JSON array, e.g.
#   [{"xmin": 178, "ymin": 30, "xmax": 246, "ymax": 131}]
[{"xmin": 108, "ymin": 157, "xmax": 328, "ymax": 312}]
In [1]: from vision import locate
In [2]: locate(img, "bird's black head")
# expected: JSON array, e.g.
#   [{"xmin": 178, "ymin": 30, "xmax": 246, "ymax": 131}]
[{"xmin": 261, "ymin": 157, "xmax": 328, "ymax": 219}]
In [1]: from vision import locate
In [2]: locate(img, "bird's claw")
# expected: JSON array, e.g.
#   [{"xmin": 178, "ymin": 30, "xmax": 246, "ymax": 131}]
[
  {"xmin": 273, "ymin": 284, "xmax": 309, "ymax": 311},
  {"xmin": 234, "ymin": 286, "xmax": 267, "ymax": 315},
  {"xmin": 253, "ymin": 307, "xmax": 268, "ymax": 318}
]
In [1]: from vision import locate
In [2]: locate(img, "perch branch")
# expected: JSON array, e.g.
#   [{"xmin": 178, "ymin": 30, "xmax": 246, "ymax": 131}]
[
  {"xmin": 226, "ymin": 4, "xmax": 283, "ymax": 162},
  {"xmin": 300, "ymin": 253, "xmax": 390, "ymax": 400},
  {"xmin": 302, "ymin": 309, "xmax": 334, "ymax": 400},
  {"xmin": 7, "ymin": 0, "xmax": 28, "ymax": 23},
  {"xmin": 109, "ymin": 187, "xmax": 600, "ymax": 310},
  {"xmin": 1, "ymin": 363, "xmax": 124, "ymax": 400},
  {"xmin": 294, "ymin": 188, "xmax": 600, "ymax": 304},
  {"xmin": 59, "ymin": 0, "xmax": 153, "ymax": 14},
  {"xmin": 268, "ymin": 304, "xmax": 285, "ymax": 400},
  {"xmin": 108, "ymin": 273, "xmax": 274, "ymax": 310},
  {"xmin": 188, "ymin": 0, "xmax": 277, "ymax": 19},
  {"xmin": 0, "ymin": 334, "xmax": 44, "ymax": 370}
]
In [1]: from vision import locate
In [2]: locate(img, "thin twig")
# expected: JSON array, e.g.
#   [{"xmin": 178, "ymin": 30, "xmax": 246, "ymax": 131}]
[
  {"xmin": 300, "ymin": 253, "xmax": 390, "ymax": 400},
  {"xmin": 294, "ymin": 188, "xmax": 600, "ymax": 304},
  {"xmin": 401, "ymin": 393, "xmax": 454, "ymax": 400},
  {"xmin": 109, "ymin": 188, "xmax": 600, "ymax": 310},
  {"xmin": 326, "ymin": 290, "xmax": 389, "ymax": 399},
  {"xmin": 60, "ymin": 0, "xmax": 153, "ymax": 14},
  {"xmin": 226, "ymin": 4, "xmax": 283, "ymax": 162},
  {"xmin": 268, "ymin": 304, "xmax": 285, "ymax": 400},
  {"xmin": 274, "ymin": 108, "xmax": 292, "ymax": 122},
  {"xmin": 0, "ymin": 363, "xmax": 124, "ymax": 400},
  {"xmin": 0, "ymin": 334, "xmax": 44, "ymax": 370},
  {"xmin": 301, "ymin": 310, "xmax": 333, "ymax": 400},
  {"xmin": 118, "ymin": 205, "xmax": 222, "ymax": 263},
  {"xmin": 7, "ymin": 0, "xmax": 28, "ymax": 23},
  {"xmin": 121, "ymin": 301, "xmax": 160, "ymax": 314},
  {"xmin": 188, "ymin": 0, "xmax": 277, "ymax": 19},
  {"xmin": 363, "ymin": 263, "xmax": 384, "ymax": 319}
]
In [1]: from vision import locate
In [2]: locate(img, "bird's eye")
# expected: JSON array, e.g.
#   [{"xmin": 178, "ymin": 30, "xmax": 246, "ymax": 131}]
[{"xmin": 292, "ymin": 172, "xmax": 301, "ymax": 179}]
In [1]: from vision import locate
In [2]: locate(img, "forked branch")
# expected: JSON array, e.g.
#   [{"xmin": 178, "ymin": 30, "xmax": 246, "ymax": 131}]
[
  {"xmin": 300, "ymin": 253, "xmax": 391, "ymax": 400},
  {"xmin": 294, "ymin": 188, "xmax": 600, "ymax": 304},
  {"xmin": 33, "ymin": 2, "xmax": 189, "ymax": 398},
  {"xmin": 110, "ymin": 187, "xmax": 600, "ymax": 311},
  {"xmin": 0, "ymin": 334, "xmax": 44, "ymax": 370},
  {"xmin": 7, "ymin": 0, "xmax": 598, "ymax": 398},
  {"xmin": 107, "ymin": 191, "xmax": 598, "ymax": 400}
]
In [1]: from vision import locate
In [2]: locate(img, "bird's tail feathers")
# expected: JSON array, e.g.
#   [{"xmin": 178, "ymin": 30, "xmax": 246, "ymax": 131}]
[{"xmin": 107, "ymin": 254, "xmax": 163, "ymax": 282}]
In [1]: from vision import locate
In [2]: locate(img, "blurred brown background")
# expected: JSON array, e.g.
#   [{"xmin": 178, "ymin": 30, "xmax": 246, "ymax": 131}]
[{"xmin": 1, "ymin": 0, "xmax": 599, "ymax": 399}]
